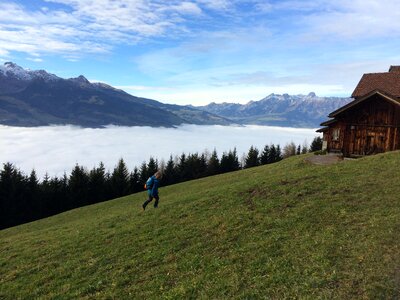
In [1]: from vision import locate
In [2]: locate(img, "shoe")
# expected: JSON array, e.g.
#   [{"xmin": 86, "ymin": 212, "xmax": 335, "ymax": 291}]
[{"xmin": 142, "ymin": 203, "xmax": 146, "ymax": 211}]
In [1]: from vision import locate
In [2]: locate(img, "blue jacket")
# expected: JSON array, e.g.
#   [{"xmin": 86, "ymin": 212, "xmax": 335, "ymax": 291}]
[{"xmin": 147, "ymin": 175, "xmax": 159, "ymax": 197}]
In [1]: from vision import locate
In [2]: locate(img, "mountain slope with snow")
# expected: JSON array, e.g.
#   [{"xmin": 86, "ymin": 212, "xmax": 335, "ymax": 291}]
[
  {"xmin": 0, "ymin": 62, "xmax": 352, "ymax": 128},
  {"xmin": 195, "ymin": 92, "xmax": 352, "ymax": 128},
  {"xmin": 0, "ymin": 62, "xmax": 231, "ymax": 127}
]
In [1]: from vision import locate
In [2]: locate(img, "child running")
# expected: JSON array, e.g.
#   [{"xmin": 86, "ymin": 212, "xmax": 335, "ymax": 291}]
[{"xmin": 142, "ymin": 171, "xmax": 162, "ymax": 210}]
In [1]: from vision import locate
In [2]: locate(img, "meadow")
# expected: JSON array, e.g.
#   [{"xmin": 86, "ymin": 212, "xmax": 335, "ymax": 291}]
[{"xmin": 1, "ymin": 152, "xmax": 399, "ymax": 298}]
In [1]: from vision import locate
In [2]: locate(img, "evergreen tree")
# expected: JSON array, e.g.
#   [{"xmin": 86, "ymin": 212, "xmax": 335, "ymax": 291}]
[
  {"xmin": 220, "ymin": 151, "xmax": 230, "ymax": 173},
  {"xmin": 129, "ymin": 167, "xmax": 143, "ymax": 193},
  {"xmin": 139, "ymin": 161, "xmax": 149, "ymax": 183},
  {"xmin": 207, "ymin": 149, "xmax": 220, "ymax": 176},
  {"xmin": 0, "ymin": 163, "xmax": 22, "ymax": 228},
  {"xmin": 199, "ymin": 153, "xmax": 208, "ymax": 178},
  {"xmin": 42, "ymin": 172, "xmax": 50, "ymax": 185},
  {"xmin": 88, "ymin": 162, "xmax": 107, "ymax": 204},
  {"xmin": 310, "ymin": 136, "xmax": 323, "ymax": 152},
  {"xmin": 48, "ymin": 176, "xmax": 67, "ymax": 215},
  {"xmin": 28, "ymin": 169, "xmax": 38, "ymax": 189},
  {"xmin": 276, "ymin": 145, "xmax": 283, "ymax": 161},
  {"xmin": 269, "ymin": 144, "xmax": 277, "ymax": 163},
  {"xmin": 186, "ymin": 153, "xmax": 201, "ymax": 179},
  {"xmin": 110, "ymin": 158, "xmax": 130, "ymax": 198},
  {"xmin": 260, "ymin": 145, "xmax": 270, "ymax": 165},
  {"xmin": 221, "ymin": 148, "xmax": 240, "ymax": 172},
  {"xmin": 163, "ymin": 155, "xmax": 177, "ymax": 186},
  {"xmin": 39, "ymin": 172, "xmax": 51, "ymax": 215},
  {"xmin": 177, "ymin": 153, "xmax": 189, "ymax": 182},
  {"xmin": 14, "ymin": 168, "xmax": 29, "ymax": 222},
  {"xmin": 245, "ymin": 146, "xmax": 260, "ymax": 168},
  {"xmin": 59, "ymin": 173, "xmax": 69, "ymax": 210},
  {"xmin": 0, "ymin": 163, "xmax": 17, "ymax": 204},
  {"xmin": 28, "ymin": 169, "xmax": 39, "ymax": 219},
  {"xmin": 68, "ymin": 164, "xmax": 90, "ymax": 209},
  {"xmin": 230, "ymin": 148, "xmax": 240, "ymax": 171},
  {"xmin": 147, "ymin": 157, "xmax": 158, "ymax": 177}
]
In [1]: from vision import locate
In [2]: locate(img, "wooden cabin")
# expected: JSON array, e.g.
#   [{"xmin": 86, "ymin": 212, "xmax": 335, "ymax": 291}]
[{"xmin": 318, "ymin": 66, "xmax": 400, "ymax": 157}]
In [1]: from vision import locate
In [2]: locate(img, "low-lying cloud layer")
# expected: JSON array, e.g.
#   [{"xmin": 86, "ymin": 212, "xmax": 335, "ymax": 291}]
[{"xmin": 0, "ymin": 124, "xmax": 318, "ymax": 178}]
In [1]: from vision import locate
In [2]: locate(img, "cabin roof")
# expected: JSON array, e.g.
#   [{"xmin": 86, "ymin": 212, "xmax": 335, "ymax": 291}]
[
  {"xmin": 320, "ymin": 119, "xmax": 337, "ymax": 126},
  {"xmin": 316, "ymin": 127, "xmax": 329, "ymax": 133},
  {"xmin": 329, "ymin": 90, "xmax": 400, "ymax": 118},
  {"xmin": 352, "ymin": 66, "xmax": 400, "ymax": 98}
]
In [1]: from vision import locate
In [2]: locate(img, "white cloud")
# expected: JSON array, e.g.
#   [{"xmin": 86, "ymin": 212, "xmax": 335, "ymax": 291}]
[
  {"xmin": 271, "ymin": 0, "xmax": 331, "ymax": 12},
  {"xmin": 275, "ymin": 0, "xmax": 400, "ymax": 39},
  {"xmin": 0, "ymin": 2, "xmax": 110, "ymax": 57},
  {"xmin": 0, "ymin": 0, "xmax": 208, "ymax": 58},
  {"xmin": 1, "ymin": 0, "xmax": 397, "ymax": 61},
  {"xmin": 0, "ymin": 25, "xmax": 110, "ymax": 57},
  {"xmin": 168, "ymin": 2, "xmax": 203, "ymax": 15},
  {"xmin": 0, "ymin": 124, "xmax": 318, "ymax": 178},
  {"xmin": 133, "ymin": 26, "xmax": 273, "ymax": 78},
  {"xmin": 27, "ymin": 57, "xmax": 44, "ymax": 62},
  {"xmin": 250, "ymin": 0, "xmax": 400, "ymax": 40},
  {"xmin": 43, "ymin": 0, "xmax": 205, "ymax": 37},
  {"xmin": 0, "ymin": 48, "xmax": 9, "ymax": 56},
  {"xmin": 196, "ymin": 0, "xmax": 231, "ymax": 10}
]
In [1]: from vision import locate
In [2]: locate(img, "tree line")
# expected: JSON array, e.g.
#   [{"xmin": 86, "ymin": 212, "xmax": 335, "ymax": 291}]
[{"xmin": 0, "ymin": 137, "xmax": 322, "ymax": 229}]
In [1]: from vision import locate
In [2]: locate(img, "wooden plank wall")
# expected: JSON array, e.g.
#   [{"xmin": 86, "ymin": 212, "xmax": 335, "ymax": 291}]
[{"xmin": 327, "ymin": 95, "xmax": 400, "ymax": 156}]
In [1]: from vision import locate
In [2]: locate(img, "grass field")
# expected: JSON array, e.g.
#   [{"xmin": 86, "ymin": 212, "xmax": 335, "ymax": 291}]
[{"xmin": 1, "ymin": 152, "xmax": 400, "ymax": 299}]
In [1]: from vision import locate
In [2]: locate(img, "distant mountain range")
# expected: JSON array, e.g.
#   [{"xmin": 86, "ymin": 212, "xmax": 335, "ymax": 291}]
[
  {"xmin": 194, "ymin": 92, "xmax": 352, "ymax": 128},
  {"xmin": 0, "ymin": 62, "xmax": 231, "ymax": 127},
  {"xmin": 0, "ymin": 62, "xmax": 352, "ymax": 128}
]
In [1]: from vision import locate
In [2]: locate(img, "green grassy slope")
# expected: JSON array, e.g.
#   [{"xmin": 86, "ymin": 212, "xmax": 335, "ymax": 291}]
[{"xmin": 1, "ymin": 153, "xmax": 400, "ymax": 299}]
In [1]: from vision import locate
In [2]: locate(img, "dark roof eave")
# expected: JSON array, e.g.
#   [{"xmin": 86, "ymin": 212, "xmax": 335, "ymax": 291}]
[
  {"xmin": 329, "ymin": 90, "xmax": 400, "ymax": 118},
  {"xmin": 320, "ymin": 119, "xmax": 337, "ymax": 126},
  {"xmin": 316, "ymin": 127, "xmax": 329, "ymax": 133}
]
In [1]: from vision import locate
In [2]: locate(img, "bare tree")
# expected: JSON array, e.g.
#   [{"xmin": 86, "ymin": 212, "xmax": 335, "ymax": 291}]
[{"xmin": 283, "ymin": 141, "xmax": 297, "ymax": 158}]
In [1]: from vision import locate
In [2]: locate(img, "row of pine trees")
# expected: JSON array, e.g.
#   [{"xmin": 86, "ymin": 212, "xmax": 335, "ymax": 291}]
[{"xmin": 0, "ymin": 137, "xmax": 322, "ymax": 229}]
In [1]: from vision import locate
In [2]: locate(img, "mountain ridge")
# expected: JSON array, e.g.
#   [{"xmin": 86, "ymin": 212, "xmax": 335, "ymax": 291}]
[
  {"xmin": 0, "ymin": 62, "xmax": 351, "ymax": 128},
  {"xmin": 195, "ymin": 92, "xmax": 352, "ymax": 128},
  {"xmin": 0, "ymin": 62, "xmax": 231, "ymax": 127}
]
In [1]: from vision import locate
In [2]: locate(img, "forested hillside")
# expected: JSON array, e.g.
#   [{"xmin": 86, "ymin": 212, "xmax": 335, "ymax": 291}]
[{"xmin": 2, "ymin": 139, "xmax": 313, "ymax": 229}]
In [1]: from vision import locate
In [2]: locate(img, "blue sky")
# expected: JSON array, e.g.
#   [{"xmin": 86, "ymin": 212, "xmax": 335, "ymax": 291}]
[{"xmin": 1, "ymin": 0, "xmax": 400, "ymax": 105}]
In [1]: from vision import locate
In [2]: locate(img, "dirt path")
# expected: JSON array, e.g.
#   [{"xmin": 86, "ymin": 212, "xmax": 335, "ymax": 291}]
[{"xmin": 305, "ymin": 154, "xmax": 344, "ymax": 165}]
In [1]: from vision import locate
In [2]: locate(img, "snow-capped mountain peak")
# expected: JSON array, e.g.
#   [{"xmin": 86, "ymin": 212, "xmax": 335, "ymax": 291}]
[
  {"xmin": 30, "ymin": 69, "xmax": 60, "ymax": 81},
  {"xmin": 196, "ymin": 92, "xmax": 352, "ymax": 127},
  {"xmin": 68, "ymin": 75, "xmax": 91, "ymax": 85},
  {"xmin": 0, "ymin": 62, "xmax": 59, "ymax": 81},
  {"xmin": 0, "ymin": 62, "xmax": 32, "ymax": 80},
  {"xmin": 307, "ymin": 92, "xmax": 316, "ymax": 98},
  {"xmin": 3, "ymin": 62, "xmax": 20, "ymax": 69}
]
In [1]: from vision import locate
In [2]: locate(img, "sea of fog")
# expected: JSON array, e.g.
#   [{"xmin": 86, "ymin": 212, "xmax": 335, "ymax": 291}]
[{"xmin": 0, "ymin": 124, "xmax": 319, "ymax": 178}]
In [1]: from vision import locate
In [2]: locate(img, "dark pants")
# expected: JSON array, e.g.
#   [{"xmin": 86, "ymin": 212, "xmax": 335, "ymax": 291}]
[{"xmin": 143, "ymin": 194, "xmax": 159, "ymax": 209}]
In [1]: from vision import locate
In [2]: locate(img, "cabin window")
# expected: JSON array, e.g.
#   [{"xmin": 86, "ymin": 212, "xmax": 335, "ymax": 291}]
[{"xmin": 332, "ymin": 128, "xmax": 340, "ymax": 141}]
